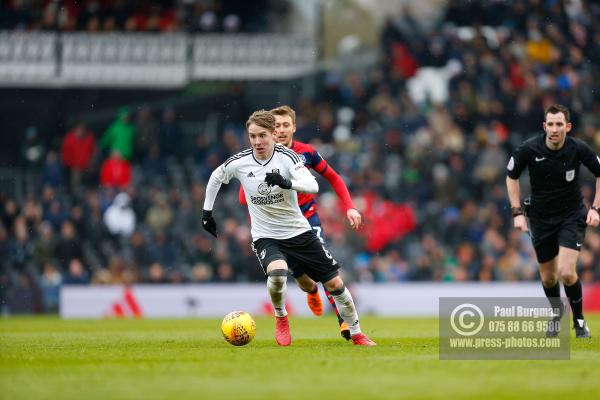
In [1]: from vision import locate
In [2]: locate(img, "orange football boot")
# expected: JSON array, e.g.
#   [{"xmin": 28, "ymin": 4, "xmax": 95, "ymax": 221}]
[{"xmin": 307, "ymin": 290, "xmax": 323, "ymax": 316}]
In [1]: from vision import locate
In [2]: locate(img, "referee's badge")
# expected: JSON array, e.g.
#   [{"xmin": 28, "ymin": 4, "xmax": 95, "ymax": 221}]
[{"xmin": 566, "ymin": 169, "xmax": 575, "ymax": 182}]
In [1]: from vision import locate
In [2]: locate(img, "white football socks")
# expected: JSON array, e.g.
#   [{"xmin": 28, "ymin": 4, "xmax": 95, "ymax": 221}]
[
  {"xmin": 267, "ymin": 275, "xmax": 287, "ymax": 317},
  {"xmin": 331, "ymin": 287, "xmax": 361, "ymax": 335}
]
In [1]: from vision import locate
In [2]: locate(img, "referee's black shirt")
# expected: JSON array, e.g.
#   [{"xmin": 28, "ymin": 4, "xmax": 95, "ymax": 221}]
[{"xmin": 507, "ymin": 134, "xmax": 600, "ymax": 216}]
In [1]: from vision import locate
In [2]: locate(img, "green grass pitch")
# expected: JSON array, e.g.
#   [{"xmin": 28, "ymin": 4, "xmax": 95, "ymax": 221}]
[{"xmin": 1, "ymin": 315, "xmax": 599, "ymax": 399}]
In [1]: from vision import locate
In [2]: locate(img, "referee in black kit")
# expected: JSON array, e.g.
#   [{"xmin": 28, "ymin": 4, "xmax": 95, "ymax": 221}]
[{"xmin": 506, "ymin": 104, "xmax": 600, "ymax": 338}]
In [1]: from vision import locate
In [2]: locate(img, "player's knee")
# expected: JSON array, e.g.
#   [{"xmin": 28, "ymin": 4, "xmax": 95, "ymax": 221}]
[
  {"xmin": 541, "ymin": 274, "xmax": 558, "ymax": 288},
  {"xmin": 267, "ymin": 268, "xmax": 288, "ymax": 277},
  {"xmin": 323, "ymin": 277, "xmax": 344, "ymax": 293},
  {"xmin": 267, "ymin": 269, "xmax": 287, "ymax": 292},
  {"xmin": 558, "ymin": 269, "xmax": 577, "ymax": 286},
  {"xmin": 266, "ymin": 259, "xmax": 287, "ymax": 272},
  {"xmin": 267, "ymin": 269, "xmax": 287, "ymax": 282}
]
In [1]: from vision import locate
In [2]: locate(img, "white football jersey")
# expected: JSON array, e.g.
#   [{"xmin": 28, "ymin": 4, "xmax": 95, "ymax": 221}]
[{"xmin": 213, "ymin": 144, "xmax": 316, "ymax": 240}]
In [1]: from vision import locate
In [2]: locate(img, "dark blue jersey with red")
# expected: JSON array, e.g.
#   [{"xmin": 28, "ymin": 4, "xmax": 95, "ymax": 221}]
[
  {"xmin": 291, "ymin": 141, "xmax": 326, "ymax": 218},
  {"xmin": 239, "ymin": 140, "xmax": 355, "ymax": 221}
]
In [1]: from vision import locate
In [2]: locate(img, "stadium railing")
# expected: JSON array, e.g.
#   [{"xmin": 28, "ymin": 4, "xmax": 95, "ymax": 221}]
[
  {"xmin": 0, "ymin": 32, "xmax": 57, "ymax": 85},
  {"xmin": 192, "ymin": 34, "xmax": 317, "ymax": 80},
  {"xmin": 0, "ymin": 32, "xmax": 318, "ymax": 87}
]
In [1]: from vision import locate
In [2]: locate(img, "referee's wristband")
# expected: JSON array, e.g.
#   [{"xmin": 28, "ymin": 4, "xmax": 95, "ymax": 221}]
[
  {"xmin": 511, "ymin": 207, "xmax": 524, "ymax": 217},
  {"xmin": 591, "ymin": 206, "xmax": 600, "ymax": 216}
]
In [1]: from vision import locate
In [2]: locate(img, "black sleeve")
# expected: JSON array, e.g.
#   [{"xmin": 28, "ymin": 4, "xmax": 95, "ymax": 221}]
[
  {"xmin": 506, "ymin": 143, "xmax": 531, "ymax": 179},
  {"xmin": 578, "ymin": 140, "xmax": 600, "ymax": 177}
]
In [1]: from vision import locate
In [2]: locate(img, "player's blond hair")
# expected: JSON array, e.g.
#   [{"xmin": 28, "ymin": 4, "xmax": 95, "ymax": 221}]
[
  {"xmin": 246, "ymin": 110, "xmax": 276, "ymax": 132},
  {"xmin": 270, "ymin": 105, "xmax": 296, "ymax": 125}
]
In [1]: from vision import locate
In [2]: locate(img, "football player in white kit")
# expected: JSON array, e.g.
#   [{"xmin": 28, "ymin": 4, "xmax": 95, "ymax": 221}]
[{"xmin": 202, "ymin": 110, "xmax": 376, "ymax": 346}]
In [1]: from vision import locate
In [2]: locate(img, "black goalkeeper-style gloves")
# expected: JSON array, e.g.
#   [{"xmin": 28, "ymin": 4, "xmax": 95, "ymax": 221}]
[
  {"xmin": 265, "ymin": 172, "xmax": 292, "ymax": 189},
  {"xmin": 202, "ymin": 209, "xmax": 218, "ymax": 237}
]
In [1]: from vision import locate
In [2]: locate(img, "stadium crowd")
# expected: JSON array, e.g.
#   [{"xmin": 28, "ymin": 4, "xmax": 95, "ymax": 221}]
[
  {"xmin": 2, "ymin": 0, "xmax": 600, "ymax": 314},
  {"xmin": 0, "ymin": 0, "xmax": 291, "ymax": 33}
]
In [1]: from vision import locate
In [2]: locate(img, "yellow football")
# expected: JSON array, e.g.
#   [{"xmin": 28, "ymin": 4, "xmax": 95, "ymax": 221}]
[{"xmin": 221, "ymin": 311, "xmax": 256, "ymax": 346}]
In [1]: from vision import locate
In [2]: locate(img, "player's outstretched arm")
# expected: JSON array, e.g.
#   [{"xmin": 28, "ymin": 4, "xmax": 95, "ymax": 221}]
[{"xmin": 320, "ymin": 164, "xmax": 361, "ymax": 229}]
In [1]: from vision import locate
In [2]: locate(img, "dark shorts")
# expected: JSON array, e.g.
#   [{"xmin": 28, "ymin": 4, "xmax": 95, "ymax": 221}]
[
  {"xmin": 289, "ymin": 213, "xmax": 325, "ymax": 278},
  {"xmin": 252, "ymin": 230, "xmax": 340, "ymax": 283},
  {"xmin": 529, "ymin": 205, "xmax": 587, "ymax": 263}
]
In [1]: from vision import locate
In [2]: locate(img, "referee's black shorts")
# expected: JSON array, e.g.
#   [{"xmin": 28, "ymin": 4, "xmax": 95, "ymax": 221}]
[
  {"xmin": 529, "ymin": 205, "xmax": 587, "ymax": 263},
  {"xmin": 252, "ymin": 230, "xmax": 340, "ymax": 283}
]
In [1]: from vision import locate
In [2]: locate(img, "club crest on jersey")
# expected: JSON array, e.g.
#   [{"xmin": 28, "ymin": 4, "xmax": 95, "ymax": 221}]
[
  {"xmin": 299, "ymin": 154, "xmax": 307, "ymax": 164},
  {"xmin": 566, "ymin": 169, "xmax": 575, "ymax": 182},
  {"xmin": 257, "ymin": 182, "xmax": 272, "ymax": 195},
  {"xmin": 271, "ymin": 169, "xmax": 279, "ymax": 174}
]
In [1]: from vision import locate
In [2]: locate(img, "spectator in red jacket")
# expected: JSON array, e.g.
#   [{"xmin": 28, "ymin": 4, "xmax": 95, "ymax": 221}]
[
  {"xmin": 61, "ymin": 122, "xmax": 96, "ymax": 189},
  {"xmin": 100, "ymin": 150, "xmax": 131, "ymax": 189}
]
